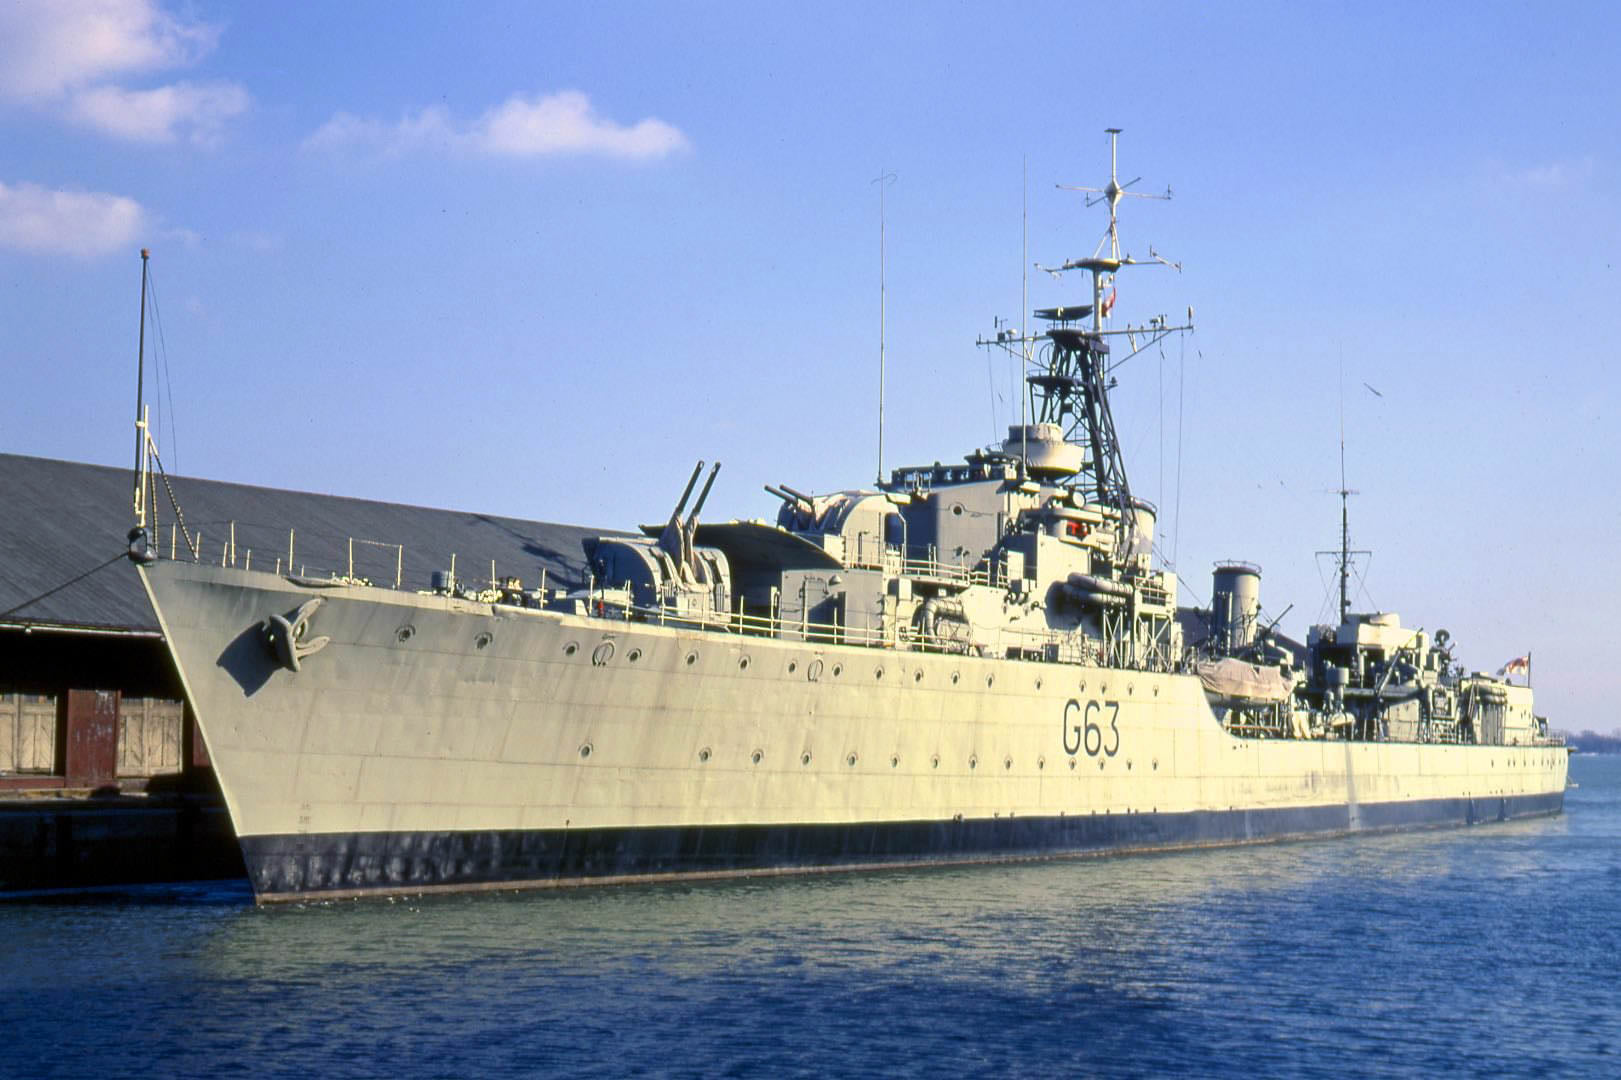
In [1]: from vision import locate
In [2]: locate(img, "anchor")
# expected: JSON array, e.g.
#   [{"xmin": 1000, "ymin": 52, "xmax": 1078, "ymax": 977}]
[{"xmin": 263, "ymin": 597, "xmax": 331, "ymax": 672}]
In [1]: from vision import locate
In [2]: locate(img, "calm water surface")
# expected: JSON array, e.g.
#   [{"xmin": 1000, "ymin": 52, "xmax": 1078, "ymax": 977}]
[{"xmin": 3, "ymin": 756, "xmax": 1618, "ymax": 1078}]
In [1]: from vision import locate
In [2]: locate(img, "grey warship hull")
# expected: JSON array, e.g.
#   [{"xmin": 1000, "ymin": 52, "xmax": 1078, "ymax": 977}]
[{"xmin": 138, "ymin": 561, "xmax": 1566, "ymax": 903}]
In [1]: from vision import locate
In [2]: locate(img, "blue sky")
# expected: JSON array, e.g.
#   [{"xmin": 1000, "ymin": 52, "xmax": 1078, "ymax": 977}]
[{"xmin": 2, "ymin": 1, "xmax": 1617, "ymax": 725}]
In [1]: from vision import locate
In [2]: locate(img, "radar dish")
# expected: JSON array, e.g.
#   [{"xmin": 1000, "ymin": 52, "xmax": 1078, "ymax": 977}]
[{"xmin": 1034, "ymin": 305, "xmax": 1093, "ymax": 322}]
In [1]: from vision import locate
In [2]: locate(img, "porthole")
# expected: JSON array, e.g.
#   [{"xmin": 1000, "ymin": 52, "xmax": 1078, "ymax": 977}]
[
  {"xmin": 846, "ymin": 752, "xmax": 858, "ymax": 767},
  {"xmin": 807, "ymin": 658, "xmax": 823, "ymax": 682},
  {"xmin": 751, "ymin": 749, "xmax": 764, "ymax": 765},
  {"xmin": 1152, "ymin": 759, "xmax": 1159, "ymax": 771},
  {"xmin": 738, "ymin": 656, "xmax": 751, "ymax": 671},
  {"xmin": 697, "ymin": 747, "xmax": 711, "ymax": 763},
  {"xmin": 969, "ymin": 755, "xmax": 978, "ymax": 770},
  {"xmin": 563, "ymin": 641, "xmax": 579, "ymax": 656},
  {"xmin": 1100, "ymin": 684, "xmax": 1108, "ymax": 695},
  {"xmin": 1127, "ymin": 683, "xmax": 1135, "ymax": 695},
  {"xmin": 685, "ymin": 651, "xmax": 699, "ymax": 666},
  {"xmin": 913, "ymin": 669, "xmax": 924, "ymax": 683},
  {"xmin": 951, "ymin": 671, "xmax": 960, "ymax": 685},
  {"xmin": 592, "ymin": 641, "xmax": 615, "ymax": 666},
  {"xmin": 1003, "ymin": 756, "xmax": 1013, "ymax": 771},
  {"xmin": 832, "ymin": 663, "xmax": 843, "ymax": 678},
  {"xmin": 801, "ymin": 751, "xmax": 813, "ymax": 766},
  {"xmin": 396, "ymin": 624, "xmax": 416, "ymax": 643},
  {"xmin": 627, "ymin": 648, "xmax": 643, "ymax": 663},
  {"xmin": 874, "ymin": 667, "xmax": 884, "ymax": 681},
  {"xmin": 951, "ymin": 503, "xmax": 965, "ymax": 517},
  {"xmin": 1078, "ymin": 679, "xmax": 1087, "ymax": 692},
  {"xmin": 1035, "ymin": 677, "xmax": 1043, "ymax": 691},
  {"xmin": 1098, "ymin": 760, "xmax": 1105, "ymax": 770},
  {"xmin": 788, "ymin": 660, "xmax": 798, "ymax": 674},
  {"xmin": 986, "ymin": 675, "xmax": 994, "ymax": 688},
  {"xmin": 1152, "ymin": 683, "xmax": 1160, "ymax": 697},
  {"xmin": 1038, "ymin": 756, "xmax": 1046, "ymax": 770},
  {"xmin": 475, "ymin": 631, "xmax": 493, "ymax": 650},
  {"xmin": 930, "ymin": 755, "xmax": 940, "ymax": 770},
  {"xmin": 890, "ymin": 754, "xmax": 899, "ymax": 768},
  {"xmin": 579, "ymin": 743, "xmax": 593, "ymax": 759},
  {"xmin": 1069, "ymin": 759, "xmax": 1077, "ymax": 771}
]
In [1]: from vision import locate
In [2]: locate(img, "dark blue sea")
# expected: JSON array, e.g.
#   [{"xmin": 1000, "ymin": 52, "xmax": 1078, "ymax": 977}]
[{"xmin": 3, "ymin": 756, "xmax": 1618, "ymax": 1079}]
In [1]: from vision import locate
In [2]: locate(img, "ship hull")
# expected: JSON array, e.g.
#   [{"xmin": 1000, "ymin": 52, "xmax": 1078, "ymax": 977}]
[
  {"xmin": 138, "ymin": 561, "xmax": 1569, "ymax": 903},
  {"xmin": 241, "ymin": 791, "xmax": 1565, "ymax": 901}
]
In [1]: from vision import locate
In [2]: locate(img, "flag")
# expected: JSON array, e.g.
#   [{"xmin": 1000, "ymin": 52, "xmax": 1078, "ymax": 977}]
[
  {"xmin": 1101, "ymin": 287, "xmax": 1117, "ymax": 317},
  {"xmin": 1496, "ymin": 654, "xmax": 1530, "ymax": 677}
]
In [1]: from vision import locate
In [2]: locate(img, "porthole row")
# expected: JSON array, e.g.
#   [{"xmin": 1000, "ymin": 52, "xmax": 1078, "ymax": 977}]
[
  {"xmin": 566, "ymin": 742, "xmax": 1089, "ymax": 777},
  {"xmin": 552, "ymin": 638, "xmax": 1176, "ymax": 723},
  {"xmin": 557, "ymin": 641, "xmax": 1119, "ymax": 706}
]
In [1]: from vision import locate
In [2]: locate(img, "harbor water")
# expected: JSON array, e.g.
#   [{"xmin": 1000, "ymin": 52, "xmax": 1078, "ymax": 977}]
[{"xmin": 2, "ymin": 755, "xmax": 1617, "ymax": 1078}]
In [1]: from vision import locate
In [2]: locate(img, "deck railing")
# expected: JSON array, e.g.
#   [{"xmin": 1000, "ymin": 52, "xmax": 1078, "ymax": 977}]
[{"xmin": 148, "ymin": 519, "xmax": 1171, "ymax": 671}]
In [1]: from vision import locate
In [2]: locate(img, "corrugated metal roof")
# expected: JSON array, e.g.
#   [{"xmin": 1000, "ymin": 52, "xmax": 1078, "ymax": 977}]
[{"xmin": 0, "ymin": 453, "xmax": 615, "ymax": 633}]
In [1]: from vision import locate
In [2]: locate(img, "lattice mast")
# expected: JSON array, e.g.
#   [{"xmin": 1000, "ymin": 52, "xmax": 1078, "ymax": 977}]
[{"xmin": 1040, "ymin": 130, "xmax": 1185, "ymax": 555}]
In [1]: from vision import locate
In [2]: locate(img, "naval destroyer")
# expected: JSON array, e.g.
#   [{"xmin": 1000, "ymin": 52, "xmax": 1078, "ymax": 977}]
[{"xmin": 130, "ymin": 133, "xmax": 1567, "ymax": 902}]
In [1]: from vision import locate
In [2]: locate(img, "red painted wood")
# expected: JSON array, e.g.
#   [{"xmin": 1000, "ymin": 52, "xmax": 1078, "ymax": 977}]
[{"xmin": 63, "ymin": 689, "xmax": 120, "ymax": 787}]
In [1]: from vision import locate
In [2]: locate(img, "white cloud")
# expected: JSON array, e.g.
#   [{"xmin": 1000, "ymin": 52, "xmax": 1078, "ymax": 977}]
[
  {"xmin": 474, "ymin": 91, "xmax": 688, "ymax": 159},
  {"xmin": 68, "ymin": 81, "xmax": 251, "ymax": 144},
  {"xmin": 304, "ymin": 106, "xmax": 458, "ymax": 156},
  {"xmin": 0, "ymin": 180, "xmax": 145, "ymax": 257},
  {"xmin": 1492, "ymin": 156, "xmax": 1596, "ymax": 190},
  {"xmin": 304, "ymin": 90, "xmax": 690, "ymax": 161},
  {"xmin": 0, "ymin": 1, "xmax": 247, "ymax": 146},
  {"xmin": 0, "ymin": 0, "xmax": 215, "ymax": 101}
]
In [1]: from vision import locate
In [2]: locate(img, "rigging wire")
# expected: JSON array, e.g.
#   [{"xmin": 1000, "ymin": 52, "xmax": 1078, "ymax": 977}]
[
  {"xmin": 149, "ymin": 445, "xmax": 197, "ymax": 558},
  {"xmin": 1156, "ymin": 336, "xmax": 1165, "ymax": 556},
  {"xmin": 1010, "ymin": 344, "xmax": 1020, "ymax": 441},
  {"xmin": 144, "ymin": 264, "xmax": 180, "ymax": 476},
  {"xmin": 0, "ymin": 550, "xmax": 130, "ymax": 621},
  {"xmin": 1314, "ymin": 555, "xmax": 1335, "ymax": 625},
  {"xmin": 1171, "ymin": 340, "xmax": 1189, "ymax": 573},
  {"xmin": 987, "ymin": 347, "xmax": 999, "ymax": 442},
  {"xmin": 1352, "ymin": 556, "xmax": 1375, "ymax": 611},
  {"xmin": 1173, "ymin": 571, "xmax": 1206, "ymax": 609}
]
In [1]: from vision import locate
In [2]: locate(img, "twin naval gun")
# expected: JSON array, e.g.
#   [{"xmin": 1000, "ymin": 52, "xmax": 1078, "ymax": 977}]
[{"xmin": 131, "ymin": 133, "xmax": 1566, "ymax": 902}]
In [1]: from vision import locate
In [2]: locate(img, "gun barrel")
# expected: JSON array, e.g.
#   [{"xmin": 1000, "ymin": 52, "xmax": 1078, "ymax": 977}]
[
  {"xmin": 687, "ymin": 462, "xmax": 722, "ymax": 525},
  {"xmin": 671, "ymin": 460, "xmax": 705, "ymax": 518}
]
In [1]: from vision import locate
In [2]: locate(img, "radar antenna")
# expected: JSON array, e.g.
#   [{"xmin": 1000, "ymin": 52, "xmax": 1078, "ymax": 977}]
[{"xmin": 1056, "ymin": 128, "xmax": 1173, "ymax": 267}]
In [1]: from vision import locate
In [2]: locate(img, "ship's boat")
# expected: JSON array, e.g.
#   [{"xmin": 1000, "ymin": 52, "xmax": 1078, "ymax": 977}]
[{"xmin": 128, "ymin": 133, "xmax": 1567, "ymax": 903}]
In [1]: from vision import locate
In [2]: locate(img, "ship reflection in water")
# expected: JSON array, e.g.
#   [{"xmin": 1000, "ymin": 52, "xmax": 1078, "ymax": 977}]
[{"xmin": 3, "ymin": 758, "xmax": 1616, "ymax": 1077}]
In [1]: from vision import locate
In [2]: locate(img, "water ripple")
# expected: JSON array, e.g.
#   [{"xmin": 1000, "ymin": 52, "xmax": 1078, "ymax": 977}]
[{"xmin": 2, "ymin": 758, "xmax": 1618, "ymax": 1078}]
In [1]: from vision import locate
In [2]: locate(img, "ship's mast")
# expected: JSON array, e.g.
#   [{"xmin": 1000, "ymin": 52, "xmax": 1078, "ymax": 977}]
[
  {"xmin": 1094, "ymin": 126, "xmax": 1126, "ymax": 325},
  {"xmin": 976, "ymin": 130, "xmax": 1191, "ymax": 559},
  {"xmin": 132, "ymin": 248, "xmax": 150, "ymax": 522},
  {"xmin": 1338, "ymin": 420, "xmax": 1350, "ymax": 622},
  {"xmin": 1048, "ymin": 131, "xmax": 1182, "ymax": 540},
  {"xmin": 1321, "ymin": 404, "xmax": 1368, "ymax": 624},
  {"xmin": 873, "ymin": 171, "xmax": 896, "ymax": 485},
  {"xmin": 1338, "ymin": 479, "xmax": 1351, "ymax": 623}
]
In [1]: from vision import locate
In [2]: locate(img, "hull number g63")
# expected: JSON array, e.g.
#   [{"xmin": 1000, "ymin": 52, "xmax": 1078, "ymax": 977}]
[{"xmin": 1063, "ymin": 699, "xmax": 1120, "ymax": 757}]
